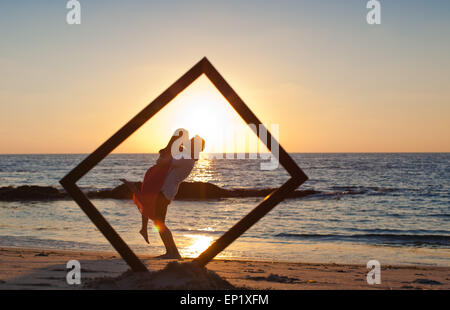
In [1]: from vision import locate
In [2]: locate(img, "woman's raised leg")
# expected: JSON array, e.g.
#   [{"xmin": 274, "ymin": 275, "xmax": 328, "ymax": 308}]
[{"xmin": 140, "ymin": 215, "xmax": 150, "ymax": 244}]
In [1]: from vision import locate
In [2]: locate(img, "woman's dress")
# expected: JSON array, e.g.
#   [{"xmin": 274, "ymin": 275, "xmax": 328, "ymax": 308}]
[{"xmin": 132, "ymin": 154, "xmax": 171, "ymax": 220}]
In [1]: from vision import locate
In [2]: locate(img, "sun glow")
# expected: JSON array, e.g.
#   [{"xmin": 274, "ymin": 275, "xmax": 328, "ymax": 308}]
[
  {"xmin": 117, "ymin": 75, "xmax": 262, "ymax": 154},
  {"xmin": 188, "ymin": 157, "xmax": 215, "ymax": 183},
  {"xmin": 182, "ymin": 234, "xmax": 214, "ymax": 258},
  {"xmin": 161, "ymin": 76, "xmax": 260, "ymax": 154}
]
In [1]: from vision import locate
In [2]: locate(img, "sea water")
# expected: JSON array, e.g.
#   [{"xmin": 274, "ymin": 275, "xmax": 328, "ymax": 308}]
[{"xmin": 0, "ymin": 153, "xmax": 449, "ymax": 266}]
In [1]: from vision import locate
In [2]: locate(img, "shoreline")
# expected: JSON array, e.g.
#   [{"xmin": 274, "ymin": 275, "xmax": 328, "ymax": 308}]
[
  {"xmin": 0, "ymin": 246, "xmax": 448, "ymax": 290},
  {"xmin": 1, "ymin": 243, "xmax": 447, "ymax": 267}
]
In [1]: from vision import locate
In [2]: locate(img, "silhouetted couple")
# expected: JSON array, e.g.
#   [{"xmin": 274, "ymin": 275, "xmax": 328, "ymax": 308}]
[{"xmin": 121, "ymin": 129, "xmax": 205, "ymax": 259}]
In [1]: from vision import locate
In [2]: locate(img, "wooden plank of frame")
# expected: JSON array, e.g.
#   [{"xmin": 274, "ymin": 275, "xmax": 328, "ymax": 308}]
[{"xmin": 60, "ymin": 57, "xmax": 308, "ymax": 272}]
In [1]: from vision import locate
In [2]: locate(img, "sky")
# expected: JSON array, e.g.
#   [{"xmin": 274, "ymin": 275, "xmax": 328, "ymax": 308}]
[{"xmin": 0, "ymin": 0, "xmax": 449, "ymax": 153}]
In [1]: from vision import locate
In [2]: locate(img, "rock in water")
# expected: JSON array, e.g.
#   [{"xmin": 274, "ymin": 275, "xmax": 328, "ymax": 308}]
[{"xmin": 0, "ymin": 185, "xmax": 65, "ymax": 201}]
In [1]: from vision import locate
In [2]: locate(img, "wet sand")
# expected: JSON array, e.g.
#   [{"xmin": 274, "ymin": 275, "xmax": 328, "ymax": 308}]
[{"xmin": 0, "ymin": 247, "xmax": 448, "ymax": 290}]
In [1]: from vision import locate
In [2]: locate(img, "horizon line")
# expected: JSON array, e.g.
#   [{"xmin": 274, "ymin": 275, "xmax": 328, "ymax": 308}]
[{"xmin": 0, "ymin": 151, "xmax": 449, "ymax": 155}]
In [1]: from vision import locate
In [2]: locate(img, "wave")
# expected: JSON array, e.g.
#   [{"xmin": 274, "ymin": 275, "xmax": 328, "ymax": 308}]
[
  {"xmin": 327, "ymin": 186, "xmax": 399, "ymax": 195},
  {"xmin": 174, "ymin": 228, "xmax": 227, "ymax": 235},
  {"xmin": 275, "ymin": 233, "xmax": 450, "ymax": 247}
]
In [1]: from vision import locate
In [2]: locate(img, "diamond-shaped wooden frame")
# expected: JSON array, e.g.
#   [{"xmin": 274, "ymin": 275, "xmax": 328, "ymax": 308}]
[{"xmin": 60, "ymin": 57, "xmax": 308, "ymax": 272}]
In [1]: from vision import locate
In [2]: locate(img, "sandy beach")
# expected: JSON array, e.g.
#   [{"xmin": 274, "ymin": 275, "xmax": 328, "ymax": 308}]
[{"xmin": 0, "ymin": 247, "xmax": 448, "ymax": 290}]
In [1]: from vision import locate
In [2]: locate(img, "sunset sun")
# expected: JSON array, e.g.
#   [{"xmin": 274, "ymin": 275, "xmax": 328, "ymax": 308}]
[{"xmin": 160, "ymin": 76, "xmax": 259, "ymax": 154}]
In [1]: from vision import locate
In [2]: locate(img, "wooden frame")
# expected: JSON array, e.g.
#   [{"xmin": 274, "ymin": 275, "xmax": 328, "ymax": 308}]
[{"xmin": 60, "ymin": 57, "xmax": 308, "ymax": 272}]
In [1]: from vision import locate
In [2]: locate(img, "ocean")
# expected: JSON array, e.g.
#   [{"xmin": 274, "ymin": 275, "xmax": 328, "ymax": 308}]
[{"xmin": 0, "ymin": 153, "xmax": 449, "ymax": 266}]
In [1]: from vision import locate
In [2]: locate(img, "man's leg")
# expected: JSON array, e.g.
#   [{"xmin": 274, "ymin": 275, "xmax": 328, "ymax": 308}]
[
  {"xmin": 155, "ymin": 221, "xmax": 181, "ymax": 259},
  {"xmin": 153, "ymin": 194, "xmax": 181, "ymax": 259}
]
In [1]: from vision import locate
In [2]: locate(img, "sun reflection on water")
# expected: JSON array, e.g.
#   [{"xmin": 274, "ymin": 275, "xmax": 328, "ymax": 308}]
[
  {"xmin": 189, "ymin": 156, "xmax": 214, "ymax": 184},
  {"xmin": 181, "ymin": 234, "xmax": 214, "ymax": 258}
]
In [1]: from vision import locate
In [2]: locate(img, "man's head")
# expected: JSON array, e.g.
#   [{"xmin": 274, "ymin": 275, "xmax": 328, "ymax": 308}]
[{"xmin": 190, "ymin": 135, "xmax": 205, "ymax": 160}]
